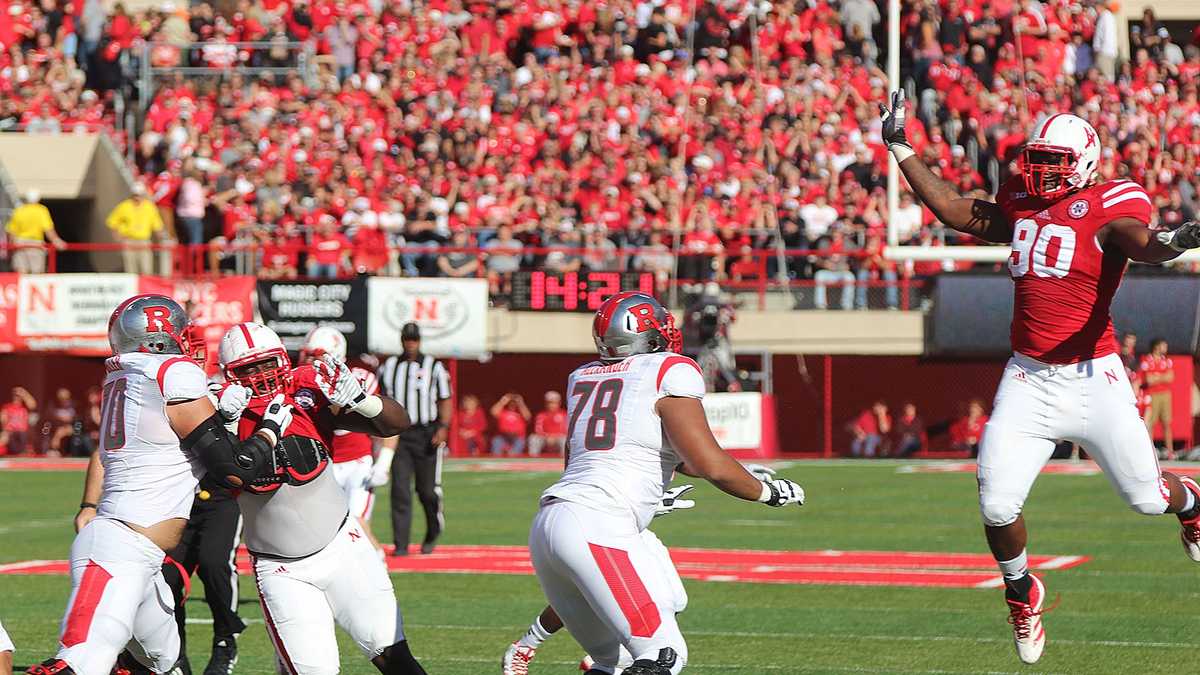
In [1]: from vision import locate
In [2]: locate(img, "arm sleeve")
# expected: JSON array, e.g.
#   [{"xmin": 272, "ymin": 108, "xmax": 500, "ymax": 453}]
[
  {"xmin": 1101, "ymin": 183, "xmax": 1153, "ymax": 225},
  {"xmin": 158, "ymin": 358, "xmax": 210, "ymax": 403},
  {"xmin": 655, "ymin": 355, "xmax": 706, "ymax": 400},
  {"xmin": 434, "ymin": 360, "xmax": 451, "ymax": 400}
]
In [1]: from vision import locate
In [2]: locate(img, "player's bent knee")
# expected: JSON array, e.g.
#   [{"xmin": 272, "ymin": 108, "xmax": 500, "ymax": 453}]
[
  {"xmin": 1130, "ymin": 500, "xmax": 1169, "ymax": 516},
  {"xmin": 979, "ymin": 500, "xmax": 1022, "ymax": 527},
  {"xmin": 624, "ymin": 647, "xmax": 685, "ymax": 675}
]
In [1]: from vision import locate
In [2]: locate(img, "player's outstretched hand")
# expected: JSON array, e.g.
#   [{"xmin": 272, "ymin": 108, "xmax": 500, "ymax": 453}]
[
  {"xmin": 314, "ymin": 354, "xmax": 370, "ymax": 411},
  {"xmin": 654, "ymin": 484, "xmax": 696, "ymax": 517},
  {"xmin": 879, "ymin": 89, "xmax": 911, "ymax": 149},
  {"xmin": 1156, "ymin": 221, "xmax": 1200, "ymax": 252},
  {"xmin": 218, "ymin": 384, "xmax": 252, "ymax": 423},
  {"xmin": 257, "ymin": 393, "xmax": 294, "ymax": 445},
  {"xmin": 366, "ymin": 462, "xmax": 390, "ymax": 488},
  {"xmin": 744, "ymin": 463, "xmax": 776, "ymax": 481},
  {"xmin": 758, "ymin": 478, "xmax": 805, "ymax": 507}
]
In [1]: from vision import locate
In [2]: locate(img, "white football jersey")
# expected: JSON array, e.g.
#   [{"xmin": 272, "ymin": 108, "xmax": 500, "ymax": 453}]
[
  {"xmin": 97, "ymin": 352, "xmax": 208, "ymax": 527},
  {"xmin": 543, "ymin": 351, "xmax": 706, "ymax": 529}
]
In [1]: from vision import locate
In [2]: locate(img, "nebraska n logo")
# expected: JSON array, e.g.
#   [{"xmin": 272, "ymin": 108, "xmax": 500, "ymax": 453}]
[{"xmin": 1105, "ymin": 370, "xmax": 1119, "ymax": 385}]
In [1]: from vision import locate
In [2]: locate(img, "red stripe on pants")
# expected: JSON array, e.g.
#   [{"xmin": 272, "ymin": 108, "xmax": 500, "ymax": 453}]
[
  {"xmin": 62, "ymin": 560, "xmax": 113, "ymax": 647},
  {"xmin": 252, "ymin": 558, "xmax": 299, "ymax": 675},
  {"xmin": 588, "ymin": 543, "xmax": 662, "ymax": 638}
]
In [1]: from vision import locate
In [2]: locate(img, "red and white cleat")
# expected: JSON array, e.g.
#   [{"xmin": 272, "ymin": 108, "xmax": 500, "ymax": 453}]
[
  {"xmin": 579, "ymin": 655, "xmax": 594, "ymax": 671},
  {"xmin": 1006, "ymin": 574, "xmax": 1047, "ymax": 664},
  {"xmin": 1178, "ymin": 477, "xmax": 1200, "ymax": 562},
  {"xmin": 502, "ymin": 642, "xmax": 536, "ymax": 675}
]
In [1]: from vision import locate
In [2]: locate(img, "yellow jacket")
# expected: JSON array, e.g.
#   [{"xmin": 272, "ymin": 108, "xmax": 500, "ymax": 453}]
[
  {"xmin": 6, "ymin": 203, "xmax": 54, "ymax": 241},
  {"xmin": 107, "ymin": 198, "xmax": 163, "ymax": 241}
]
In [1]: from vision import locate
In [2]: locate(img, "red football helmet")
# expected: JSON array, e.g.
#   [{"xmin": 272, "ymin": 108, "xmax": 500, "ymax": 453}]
[{"xmin": 218, "ymin": 322, "xmax": 293, "ymax": 397}]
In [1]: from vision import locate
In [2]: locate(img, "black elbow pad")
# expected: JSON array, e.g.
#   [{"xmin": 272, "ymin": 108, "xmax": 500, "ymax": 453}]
[{"xmin": 180, "ymin": 413, "xmax": 272, "ymax": 489}]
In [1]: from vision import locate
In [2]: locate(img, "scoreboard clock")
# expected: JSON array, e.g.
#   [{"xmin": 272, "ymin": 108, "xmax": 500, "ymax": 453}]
[{"xmin": 510, "ymin": 271, "xmax": 657, "ymax": 311}]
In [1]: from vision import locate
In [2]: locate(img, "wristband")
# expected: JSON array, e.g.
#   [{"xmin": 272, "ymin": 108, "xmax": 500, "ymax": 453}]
[
  {"xmin": 757, "ymin": 481, "xmax": 773, "ymax": 503},
  {"xmin": 889, "ymin": 143, "xmax": 915, "ymax": 163},
  {"xmin": 352, "ymin": 394, "xmax": 384, "ymax": 419},
  {"xmin": 79, "ymin": 502, "xmax": 98, "ymax": 510}
]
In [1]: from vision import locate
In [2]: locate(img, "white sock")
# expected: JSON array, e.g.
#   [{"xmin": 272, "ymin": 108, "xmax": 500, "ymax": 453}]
[
  {"xmin": 517, "ymin": 616, "xmax": 552, "ymax": 649},
  {"xmin": 1182, "ymin": 487, "xmax": 1197, "ymax": 514},
  {"xmin": 998, "ymin": 550, "xmax": 1029, "ymax": 580}
]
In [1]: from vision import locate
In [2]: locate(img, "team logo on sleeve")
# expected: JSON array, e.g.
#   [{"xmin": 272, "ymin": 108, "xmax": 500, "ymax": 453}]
[
  {"xmin": 1068, "ymin": 199, "xmax": 1090, "ymax": 219},
  {"xmin": 294, "ymin": 388, "xmax": 316, "ymax": 410}
]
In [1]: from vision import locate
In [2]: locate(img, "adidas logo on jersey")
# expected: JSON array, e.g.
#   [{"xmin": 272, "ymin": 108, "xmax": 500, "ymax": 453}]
[{"xmin": 274, "ymin": 565, "xmax": 288, "ymax": 574}]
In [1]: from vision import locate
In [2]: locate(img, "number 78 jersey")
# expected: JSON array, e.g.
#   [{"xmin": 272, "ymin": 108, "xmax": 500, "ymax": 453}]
[
  {"xmin": 542, "ymin": 352, "xmax": 706, "ymax": 530},
  {"xmin": 998, "ymin": 176, "xmax": 1152, "ymax": 365}
]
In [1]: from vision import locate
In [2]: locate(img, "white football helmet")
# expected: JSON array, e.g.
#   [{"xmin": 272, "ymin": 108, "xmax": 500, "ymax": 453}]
[
  {"xmin": 219, "ymin": 322, "xmax": 293, "ymax": 397},
  {"xmin": 300, "ymin": 326, "xmax": 347, "ymax": 364},
  {"xmin": 1022, "ymin": 113, "xmax": 1101, "ymax": 198}
]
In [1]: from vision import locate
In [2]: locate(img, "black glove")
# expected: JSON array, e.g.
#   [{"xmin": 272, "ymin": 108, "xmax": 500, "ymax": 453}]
[
  {"xmin": 879, "ymin": 89, "xmax": 911, "ymax": 149},
  {"xmin": 1156, "ymin": 221, "xmax": 1200, "ymax": 252}
]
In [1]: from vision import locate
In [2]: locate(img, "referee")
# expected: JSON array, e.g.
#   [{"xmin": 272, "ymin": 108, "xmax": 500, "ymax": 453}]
[{"xmin": 377, "ymin": 322, "xmax": 452, "ymax": 556}]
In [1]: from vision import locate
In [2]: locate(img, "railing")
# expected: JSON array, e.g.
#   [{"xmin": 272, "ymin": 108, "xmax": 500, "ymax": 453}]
[{"xmin": 2, "ymin": 241, "xmax": 934, "ymax": 310}]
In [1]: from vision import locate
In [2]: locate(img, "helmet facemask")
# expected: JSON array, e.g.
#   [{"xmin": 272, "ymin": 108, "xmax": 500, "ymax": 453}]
[
  {"xmin": 1022, "ymin": 144, "xmax": 1077, "ymax": 198},
  {"xmin": 183, "ymin": 325, "xmax": 206, "ymax": 366},
  {"xmin": 226, "ymin": 350, "xmax": 293, "ymax": 397}
]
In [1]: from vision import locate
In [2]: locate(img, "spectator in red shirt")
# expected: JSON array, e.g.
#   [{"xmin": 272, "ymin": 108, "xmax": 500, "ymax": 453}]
[
  {"xmin": 456, "ymin": 394, "xmax": 488, "ymax": 457},
  {"xmin": 528, "ymin": 390, "xmax": 567, "ymax": 457},
  {"xmin": 892, "ymin": 402, "xmax": 927, "ymax": 458},
  {"xmin": 850, "ymin": 400, "xmax": 891, "ymax": 457},
  {"xmin": 1, "ymin": 387, "xmax": 36, "ymax": 455},
  {"xmin": 950, "ymin": 399, "xmax": 989, "ymax": 457},
  {"xmin": 307, "ymin": 215, "xmax": 350, "ymax": 278},
  {"xmin": 1139, "ymin": 338, "xmax": 1175, "ymax": 456},
  {"xmin": 489, "ymin": 392, "xmax": 531, "ymax": 456}
]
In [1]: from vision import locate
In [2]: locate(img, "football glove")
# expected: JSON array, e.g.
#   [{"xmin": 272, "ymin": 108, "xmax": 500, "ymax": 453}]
[
  {"xmin": 366, "ymin": 445, "xmax": 394, "ymax": 488},
  {"xmin": 744, "ymin": 463, "xmax": 776, "ymax": 481},
  {"xmin": 217, "ymin": 383, "xmax": 251, "ymax": 423},
  {"xmin": 758, "ymin": 478, "xmax": 805, "ymax": 507},
  {"xmin": 879, "ymin": 89, "xmax": 913, "ymax": 154},
  {"xmin": 256, "ymin": 393, "xmax": 294, "ymax": 446},
  {"xmin": 654, "ymin": 484, "xmax": 696, "ymax": 517},
  {"xmin": 1155, "ymin": 221, "xmax": 1200, "ymax": 252},
  {"xmin": 314, "ymin": 354, "xmax": 384, "ymax": 418}
]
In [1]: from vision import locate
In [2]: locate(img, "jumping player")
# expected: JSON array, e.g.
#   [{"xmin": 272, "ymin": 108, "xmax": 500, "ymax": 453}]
[
  {"xmin": 880, "ymin": 89, "xmax": 1200, "ymax": 664},
  {"xmin": 31, "ymin": 296, "xmax": 288, "ymax": 675},
  {"xmin": 299, "ymin": 326, "xmax": 388, "ymax": 553},
  {"xmin": 528, "ymin": 292, "xmax": 805, "ymax": 675},
  {"xmin": 216, "ymin": 322, "xmax": 426, "ymax": 675}
]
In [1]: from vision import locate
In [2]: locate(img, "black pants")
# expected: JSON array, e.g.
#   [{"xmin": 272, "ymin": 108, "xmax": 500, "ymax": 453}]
[
  {"xmin": 390, "ymin": 425, "xmax": 443, "ymax": 549},
  {"xmin": 163, "ymin": 494, "xmax": 246, "ymax": 647}
]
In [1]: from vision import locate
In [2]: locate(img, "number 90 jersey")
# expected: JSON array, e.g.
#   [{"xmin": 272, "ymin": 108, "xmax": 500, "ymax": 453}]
[
  {"xmin": 542, "ymin": 352, "xmax": 706, "ymax": 530},
  {"xmin": 998, "ymin": 176, "xmax": 1152, "ymax": 365}
]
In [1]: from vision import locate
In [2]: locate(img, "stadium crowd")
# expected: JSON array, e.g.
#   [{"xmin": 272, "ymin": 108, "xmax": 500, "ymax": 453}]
[{"xmin": 2, "ymin": 0, "xmax": 1200, "ymax": 304}]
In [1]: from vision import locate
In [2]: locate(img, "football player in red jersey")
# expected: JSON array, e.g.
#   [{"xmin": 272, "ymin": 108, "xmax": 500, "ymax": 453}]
[
  {"xmin": 216, "ymin": 322, "xmax": 427, "ymax": 675},
  {"xmin": 881, "ymin": 90, "xmax": 1200, "ymax": 665}
]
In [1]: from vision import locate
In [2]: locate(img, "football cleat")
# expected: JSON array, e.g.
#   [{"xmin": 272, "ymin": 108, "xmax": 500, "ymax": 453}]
[
  {"xmin": 502, "ymin": 642, "xmax": 536, "ymax": 675},
  {"xmin": 1178, "ymin": 477, "xmax": 1200, "ymax": 562},
  {"xmin": 1006, "ymin": 574, "xmax": 1047, "ymax": 664},
  {"xmin": 28, "ymin": 659, "xmax": 76, "ymax": 675},
  {"xmin": 579, "ymin": 655, "xmax": 594, "ymax": 671},
  {"xmin": 202, "ymin": 635, "xmax": 238, "ymax": 675}
]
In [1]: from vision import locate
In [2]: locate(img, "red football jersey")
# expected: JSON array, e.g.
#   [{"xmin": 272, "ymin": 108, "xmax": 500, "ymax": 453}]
[
  {"xmin": 236, "ymin": 364, "xmax": 338, "ymax": 449},
  {"xmin": 997, "ymin": 177, "xmax": 1152, "ymax": 364},
  {"xmin": 331, "ymin": 365, "xmax": 379, "ymax": 463}
]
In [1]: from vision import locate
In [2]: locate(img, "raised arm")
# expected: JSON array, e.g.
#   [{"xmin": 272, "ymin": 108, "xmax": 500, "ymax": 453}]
[
  {"xmin": 880, "ymin": 90, "xmax": 1013, "ymax": 244},
  {"xmin": 1102, "ymin": 217, "xmax": 1200, "ymax": 264}
]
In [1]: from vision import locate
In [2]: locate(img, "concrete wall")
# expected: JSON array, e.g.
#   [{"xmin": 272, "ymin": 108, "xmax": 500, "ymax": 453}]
[{"xmin": 487, "ymin": 309, "xmax": 924, "ymax": 355}]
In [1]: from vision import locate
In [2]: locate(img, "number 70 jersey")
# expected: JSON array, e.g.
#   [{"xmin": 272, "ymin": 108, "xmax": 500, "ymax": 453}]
[
  {"xmin": 542, "ymin": 352, "xmax": 707, "ymax": 530},
  {"xmin": 997, "ymin": 176, "xmax": 1152, "ymax": 365}
]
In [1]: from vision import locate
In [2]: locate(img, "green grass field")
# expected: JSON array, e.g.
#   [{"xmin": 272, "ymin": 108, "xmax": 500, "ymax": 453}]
[{"xmin": 2, "ymin": 460, "xmax": 1199, "ymax": 674}]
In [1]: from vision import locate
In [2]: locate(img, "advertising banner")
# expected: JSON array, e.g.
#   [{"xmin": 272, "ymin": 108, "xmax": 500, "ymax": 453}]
[
  {"xmin": 256, "ymin": 279, "xmax": 368, "ymax": 354},
  {"xmin": 16, "ymin": 274, "xmax": 139, "ymax": 353},
  {"xmin": 0, "ymin": 273, "xmax": 19, "ymax": 352},
  {"xmin": 139, "ymin": 276, "xmax": 256, "ymax": 358},
  {"xmin": 367, "ymin": 278, "xmax": 488, "ymax": 358}
]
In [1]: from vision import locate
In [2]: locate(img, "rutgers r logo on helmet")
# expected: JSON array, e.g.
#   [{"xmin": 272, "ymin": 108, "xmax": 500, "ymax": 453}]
[
  {"xmin": 592, "ymin": 291, "xmax": 682, "ymax": 359},
  {"xmin": 107, "ymin": 293, "xmax": 192, "ymax": 356}
]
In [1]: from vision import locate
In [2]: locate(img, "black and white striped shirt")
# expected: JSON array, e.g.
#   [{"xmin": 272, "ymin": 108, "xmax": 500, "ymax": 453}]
[{"xmin": 377, "ymin": 354, "xmax": 451, "ymax": 426}]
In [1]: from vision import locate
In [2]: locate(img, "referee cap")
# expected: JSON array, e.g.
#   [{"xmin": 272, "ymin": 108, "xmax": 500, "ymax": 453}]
[{"xmin": 401, "ymin": 322, "xmax": 421, "ymax": 341}]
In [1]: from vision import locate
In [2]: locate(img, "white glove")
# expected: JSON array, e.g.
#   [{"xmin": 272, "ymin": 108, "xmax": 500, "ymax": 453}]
[
  {"xmin": 256, "ymin": 393, "xmax": 294, "ymax": 446},
  {"xmin": 758, "ymin": 479, "xmax": 805, "ymax": 507},
  {"xmin": 314, "ymin": 354, "xmax": 383, "ymax": 418},
  {"xmin": 654, "ymin": 484, "xmax": 696, "ymax": 517},
  {"xmin": 217, "ymin": 384, "xmax": 252, "ymax": 423},
  {"xmin": 367, "ymin": 445, "xmax": 394, "ymax": 488},
  {"xmin": 743, "ymin": 463, "xmax": 776, "ymax": 482}
]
